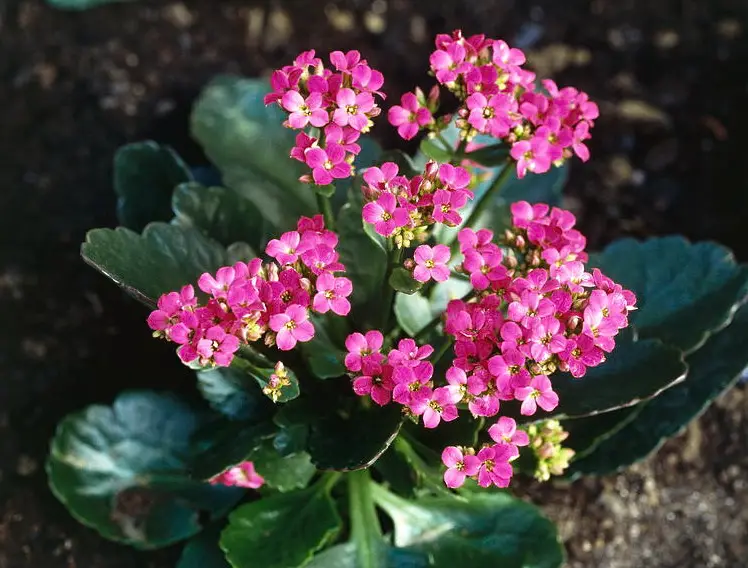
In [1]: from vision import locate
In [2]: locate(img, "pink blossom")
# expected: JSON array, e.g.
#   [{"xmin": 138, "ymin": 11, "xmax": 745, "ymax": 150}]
[
  {"xmin": 209, "ymin": 461, "xmax": 264, "ymax": 489},
  {"xmin": 441, "ymin": 446, "xmax": 481, "ymax": 489},
  {"xmin": 352, "ymin": 356, "xmax": 393, "ymax": 406},
  {"xmin": 329, "ymin": 49, "xmax": 361, "ymax": 72},
  {"xmin": 492, "ymin": 39, "xmax": 526, "ymax": 67},
  {"xmin": 412, "ymin": 244, "xmax": 451, "ymax": 283},
  {"xmin": 362, "ymin": 162, "xmax": 402, "ymax": 197},
  {"xmin": 515, "ymin": 375, "xmax": 559, "ymax": 415},
  {"xmin": 198, "ymin": 266, "xmax": 237, "ymax": 300},
  {"xmin": 388, "ymin": 92, "xmax": 432, "ymax": 140},
  {"xmin": 392, "ymin": 363, "xmax": 434, "ymax": 407},
  {"xmin": 432, "ymin": 189, "xmax": 468, "ymax": 226},
  {"xmin": 333, "ymin": 88, "xmax": 375, "ymax": 131},
  {"xmin": 269, "ymin": 305, "xmax": 315, "ymax": 351},
  {"xmin": 465, "ymin": 92, "xmax": 515, "ymax": 137},
  {"xmin": 462, "ymin": 249, "xmax": 507, "ymax": 290},
  {"xmin": 476, "ymin": 444, "xmax": 518, "ymax": 488},
  {"xmin": 437, "ymin": 163, "xmax": 472, "ymax": 192},
  {"xmin": 559, "ymin": 334, "xmax": 605, "ymax": 378},
  {"xmin": 488, "ymin": 417, "xmax": 530, "ymax": 446},
  {"xmin": 344, "ymin": 330, "xmax": 384, "ymax": 372},
  {"xmin": 388, "ymin": 338, "xmax": 435, "ymax": 367},
  {"xmin": 265, "ymin": 231, "xmax": 301, "ymax": 265},
  {"xmin": 414, "ymin": 386, "xmax": 460, "ymax": 428},
  {"xmin": 281, "ymin": 91, "xmax": 329, "ymax": 129},
  {"xmin": 362, "ymin": 192, "xmax": 410, "ymax": 236},
  {"xmin": 324, "ymin": 124, "xmax": 362, "ymax": 155},
  {"xmin": 304, "ymin": 143, "xmax": 352, "ymax": 185},
  {"xmin": 510, "ymin": 138, "xmax": 553, "ymax": 178},
  {"xmin": 196, "ymin": 325, "xmax": 240, "ymax": 367},
  {"xmin": 312, "ymin": 273, "xmax": 352, "ymax": 316},
  {"xmin": 147, "ymin": 285, "xmax": 195, "ymax": 332},
  {"xmin": 430, "ymin": 42, "xmax": 469, "ymax": 84}
]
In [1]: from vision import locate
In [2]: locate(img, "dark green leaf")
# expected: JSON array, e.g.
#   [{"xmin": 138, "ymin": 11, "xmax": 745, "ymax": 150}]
[
  {"xmin": 337, "ymin": 193, "xmax": 388, "ymax": 306},
  {"xmin": 249, "ymin": 439, "xmax": 316, "ymax": 492},
  {"xmin": 220, "ymin": 484, "xmax": 341, "ymax": 568},
  {"xmin": 561, "ymin": 406, "xmax": 641, "ymax": 461},
  {"xmin": 47, "ymin": 391, "xmax": 243, "ymax": 549},
  {"xmin": 114, "ymin": 141, "xmax": 192, "ymax": 232},
  {"xmin": 171, "ymin": 182, "xmax": 266, "ymax": 249},
  {"xmin": 464, "ymin": 144, "xmax": 510, "ymax": 167},
  {"xmin": 178, "ymin": 525, "xmax": 230, "ymax": 568},
  {"xmin": 191, "ymin": 76, "xmax": 316, "ymax": 232},
  {"xmin": 394, "ymin": 292, "xmax": 432, "ymax": 336},
  {"xmin": 225, "ymin": 242, "xmax": 257, "ymax": 264},
  {"xmin": 196, "ymin": 367, "xmax": 272, "ymax": 422},
  {"xmin": 47, "ymin": 0, "xmax": 135, "ymax": 10},
  {"xmin": 419, "ymin": 138, "xmax": 453, "ymax": 163},
  {"xmin": 373, "ymin": 486, "xmax": 564, "ymax": 568},
  {"xmin": 591, "ymin": 237, "xmax": 748, "ymax": 352},
  {"xmin": 389, "ymin": 268, "xmax": 423, "ymax": 295},
  {"xmin": 300, "ymin": 315, "xmax": 347, "ymax": 379},
  {"xmin": 566, "ymin": 302, "xmax": 748, "ymax": 477},
  {"xmin": 81, "ymin": 223, "xmax": 227, "ymax": 307},
  {"xmin": 273, "ymin": 407, "xmax": 310, "ymax": 457},
  {"xmin": 308, "ymin": 403, "xmax": 402, "ymax": 471}
]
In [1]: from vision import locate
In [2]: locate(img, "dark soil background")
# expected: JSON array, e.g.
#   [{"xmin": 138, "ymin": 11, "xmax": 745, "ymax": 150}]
[{"xmin": 1, "ymin": 0, "xmax": 747, "ymax": 566}]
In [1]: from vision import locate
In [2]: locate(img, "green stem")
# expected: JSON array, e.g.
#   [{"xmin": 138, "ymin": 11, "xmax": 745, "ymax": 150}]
[
  {"xmin": 393, "ymin": 437, "xmax": 451, "ymax": 496},
  {"xmin": 448, "ymin": 160, "xmax": 513, "ymax": 254},
  {"xmin": 316, "ymin": 191, "xmax": 336, "ymax": 231},
  {"xmin": 381, "ymin": 244, "xmax": 404, "ymax": 330},
  {"xmin": 348, "ymin": 469, "xmax": 384, "ymax": 568},
  {"xmin": 317, "ymin": 471, "xmax": 343, "ymax": 493}
]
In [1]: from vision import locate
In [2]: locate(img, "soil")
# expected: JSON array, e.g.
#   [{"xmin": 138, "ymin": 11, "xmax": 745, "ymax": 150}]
[{"xmin": 1, "ymin": 0, "xmax": 747, "ymax": 567}]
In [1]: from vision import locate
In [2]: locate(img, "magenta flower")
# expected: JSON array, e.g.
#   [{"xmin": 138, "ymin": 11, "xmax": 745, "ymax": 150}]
[
  {"xmin": 559, "ymin": 334, "xmax": 605, "ymax": 378},
  {"xmin": 492, "ymin": 39, "xmax": 526, "ymax": 67},
  {"xmin": 269, "ymin": 305, "xmax": 315, "ymax": 351},
  {"xmin": 329, "ymin": 49, "xmax": 361, "ymax": 72},
  {"xmin": 388, "ymin": 92, "xmax": 432, "ymax": 140},
  {"xmin": 412, "ymin": 244, "xmax": 451, "ymax": 283},
  {"xmin": 362, "ymin": 192, "xmax": 410, "ymax": 237},
  {"xmin": 388, "ymin": 338, "xmax": 435, "ymax": 367},
  {"xmin": 515, "ymin": 375, "xmax": 559, "ymax": 416},
  {"xmin": 198, "ymin": 266, "xmax": 237, "ymax": 300},
  {"xmin": 265, "ymin": 231, "xmax": 301, "ymax": 265},
  {"xmin": 526, "ymin": 316, "xmax": 567, "ymax": 363},
  {"xmin": 196, "ymin": 325, "xmax": 240, "ymax": 367},
  {"xmin": 333, "ymin": 88, "xmax": 375, "ymax": 131},
  {"xmin": 429, "ymin": 42, "xmax": 469, "ymax": 84},
  {"xmin": 510, "ymin": 138, "xmax": 553, "ymax": 178},
  {"xmin": 344, "ymin": 330, "xmax": 384, "ymax": 372},
  {"xmin": 392, "ymin": 362, "xmax": 434, "ymax": 406},
  {"xmin": 210, "ymin": 461, "xmax": 265, "ymax": 489},
  {"xmin": 352, "ymin": 357, "xmax": 394, "ymax": 406},
  {"xmin": 465, "ymin": 92, "xmax": 515, "ymax": 137},
  {"xmin": 442, "ymin": 446, "xmax": 481, "ymax": 489},
  {"xmin": 304, "ymin": 143, "xmax": 352, "ymax": 185},
  {"xmin": 281, "ymin": 90, "xmax": 329, "ymax": 129},
  {"xmin": 147, "ymin": 285, "xmax": 195, "ymax": 332},
  {"xmin": 476, "ymin": 444, "xmax": 517, "ymax": 488},
  {"xmin": 488, "ymin": 417, "xmax": 530, "ymax": 446},
  {"xmin": 432, "ymin": 189, "xmax": 467, "ymax": 226},
  {"xmin": 488, "ymin": 348, "xmax": 531, "ymax": 392},
  {"xmin": 462, "ymin": 249, "xmax": 507, "ymax": 290},
  {"xmin": 363, "ymin": 162, "xmax": 401, "ymax": 196},
  {"xmin": 437, "ymin": 163, "xmax": 472, "ymax": 192},
  {"xmin": 415, "ymin": 386, "xmax": 460, "ymax": 428},
  {"xmin": 313, "ymin": 273, "xmax": 352, "ymax": 316}
]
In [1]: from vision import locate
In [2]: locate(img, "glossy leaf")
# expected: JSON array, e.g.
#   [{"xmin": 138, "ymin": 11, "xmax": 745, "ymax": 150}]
[
  {"xmin": 81, "ymin": 222, "xmax": 227, "ymax": 307},
  {"xmin": 561, "ymin": 406, "xmax": 641, "ymax": 461},
  {"xmin": 171, "ymin": 182, "xmax": 266, "ymax": 249},
  {"xmin": 591, "ymin": 237, "xmax": 748, "ymax": 352},
  {"xmin": 464, "ymin": 143, "xmax": 510, "ymax": 167},
  {"xmin": 372, "ymin": 486, "xmax": 564, "ymax": 568},
  {"xmin": 394, "ymin": 292, "xmax": 432, "ymax": 336},
  {"xmin": 566, "ymin": 302, "xmax": 748, "ymax": 477},
  {"xmin": 308, "ymin": 403, "xmax": 403, "ymax": 471},
  {"xmin": 47, "ymin": 391, "xmax": 243, "ymax": 549},
  {"xmin": 113, "ymin": 141, "xmax": 192, "ymax": 232},
  {"xmin": 249, "ymin": 439, "xmax": 316, "ymax": 492},
  {"xmin": 419, "ymin": 138, "xmax": 453, "ymax": 163},
  {"xmin": 191, "ymin": 76, "xmax": 316, "ymax": 232},
  {"xmin": 195, "ymin": 367, "xmax": 272, "ymax": 422},
  {"xmin": 389, "ymin": 268, "xmax": 423, "ymax": 295},
  {"xmin": 178, "ymin": 526, "xmax": 230, "ymax": 568},
  {"xmin": 220, "ymin": 483, "xmax": 341, "ymax": 568},
  {"xmin": 300, "ymin": 315, "xmax": 347, "ymax": 379}
]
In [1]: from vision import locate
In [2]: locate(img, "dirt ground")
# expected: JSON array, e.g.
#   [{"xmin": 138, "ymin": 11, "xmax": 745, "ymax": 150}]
[{"xmin": 0, "ymin": 1, "xmax": 746, "ymax": 566}]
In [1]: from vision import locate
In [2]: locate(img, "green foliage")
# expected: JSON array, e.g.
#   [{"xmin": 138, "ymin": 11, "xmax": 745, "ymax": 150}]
[
  {"xmin": 81, "ymin": 223, "xmax": 227, "ymax": 307},
  {"xmin": 196, "ymin": 366, "xmax": 273, "ymax": 421},
  {"xmin": 47, "ymin": 0, "xmax": 135, "ymax": 10},
  {"xmin": 394, "ymin": 292, "xmax": 432, "ymax": 336},
  {"xmin": 46, "ymin": 391, "xmax": 243, "ymax": 549},
  {"xmin": 389, "ymin": 268, "xmax": 424, "ymax": 295},
  {"xmin": 178, "ymin": 526, "xmax": 230, "ymax": 568}
]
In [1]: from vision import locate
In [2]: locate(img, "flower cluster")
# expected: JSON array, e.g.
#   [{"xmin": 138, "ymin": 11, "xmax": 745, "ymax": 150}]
[
  {"xmin": 525, "ymin": 420, "xmax": 575, "ymax": 481},
  {"xmin": 389, "ymin": 30, "xmax": 598, "ymax": 178},
  {"xmin": 361, "ymin": 160, "xmax": 472, "ymax": 245},
  {"xmin": 147, "ymin": 215, "xmax": 351, "ymax": 367},
  {"xmin": 264, "ymin": 50, "xmax": 384, "ymax": 186},
  {"xmin": 209, "ymin": 461, "xmax": 265, "ymax": 489}
]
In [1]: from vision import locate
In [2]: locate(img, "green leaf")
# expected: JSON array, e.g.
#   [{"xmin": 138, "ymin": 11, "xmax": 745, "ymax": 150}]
[
  {"xmin": 591, "ymin": 237, "xmax": 748, "ymax": 352},
  {"xmin": 566, "ymin": 302, "xmax": 748, "ymax": 477},
  {"xmin": 544, "ymin": 334, "xmax": 688, "ymax": 420},
  {"xmin": 394, "ymin": 293, "xmax": 432, "ymax": 336},
  {"xmin": 464, "ymin": 143, "xmax": 510, "ymax": 167},
  {"xmin": 171, "ymin": 182, "xmax": 266, "ymax": 249},
  {"xmin": 337, "ymin": 192, "xmax": 388, "ymax": 306},
  {"xmin": 372, "ymin": 486, "xmax": 564, "ymax": 568},
  {"xmin": 191, "ymin": 76, "xmax": 316, "ymax": 232},
  {"xmin": 249, "ymin": 439, "xmax": 316, "ymax": 492},
  {"xmin": 114, "ymin": 141, "xmax": 192, "ymax": 232},
  {"xmin": 419, "ymin": 137, "xmax": 453, "ymax": 163},
  {"xmin": 196, "ymin": 367, "xmax": 272, "ymax": 422},
  {"xmin": 561, "ymin": 406, "xmax": 641, "ymax": 461},
  {"xmin": 273, "ymin": 407, "xmax": 310, "ymax": 457},
  {"xmin": 389, "ymin": 268, "xmax": 423, "ymax": 295},
  {"xmin": 178, "ymin": 526, "xmax": 230, "ymax": 568},
  {"xmin": 46, "ymin": 391, "xmax": 243, "ymax": 549},
  {"xmin": 308, "ymin": 403, "xmax": 403, "ymax": 471},
  {"xmin": 220, "ymin": 482, "xmax": 342, "ymax": 568},
  {"xmin": 81, "ymin": 222, "xmax": 227, "ymax": 307},
  {"xmin": 300, "ymin": 315, "xmax": 347, "ymax": 379},
  {"xmin": 47, "ymin": 0, "xmax": 134, "ymax": 10},
  {"xmin": 226, "ymin": 242, "xmax": 256, "ymax": 264}
]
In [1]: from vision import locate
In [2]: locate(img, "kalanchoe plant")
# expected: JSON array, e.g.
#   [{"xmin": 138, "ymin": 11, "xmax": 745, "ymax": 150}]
[{"xmin": 48, "ymin": 30, "xmax": 748, "ymax": 568}]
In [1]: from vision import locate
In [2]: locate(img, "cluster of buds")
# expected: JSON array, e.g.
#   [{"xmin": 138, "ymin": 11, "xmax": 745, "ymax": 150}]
[
  {"xmin": 209, "ymin": 461, "xmax": 265, "ymax": 489},
  {"xmin": 264, "ymin": 50, "xmax": 384, "ymax": 186},
  {"xmin": 361, "ymin": 160, "xmax": 472, "ymax": 245},
  {"xmin": 525, "ymin": 420, "xmax": 575, "ymax": 481},
  {"xmin": 389, "ymin": 30, "xmax": 598, "ymax": 178},
  {"xmin": 147, "ymin": 215, "xmax": 351, "ymax": 367}
]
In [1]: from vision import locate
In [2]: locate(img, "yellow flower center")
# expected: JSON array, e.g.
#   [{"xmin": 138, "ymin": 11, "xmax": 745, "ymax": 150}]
[{"xmin": 346, "ymin": 104, "xmax": 359, "ymax": 115}]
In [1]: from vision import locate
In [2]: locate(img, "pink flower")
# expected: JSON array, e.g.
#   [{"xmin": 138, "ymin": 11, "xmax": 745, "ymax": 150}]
[
  {"xmin": 198, "ymin": 266, "xmax": 237, "ymax": 300},
  {"xmin": 333, "ymin": 88, "xmax": 375, "ymax": 131},
  {"xmin": 441, "ymin": 446, "xmax": 481, "ymax": 489},
  {"xmin": 487, "ymin": 417, "xmax": 530, "ymax": 446},
  {"xmin": 430, "ymin": 43, "xmax": 469, "ymax": 84},
  {"xmin": 329, "ymin": 49, "xmax": 361, "ymax": 72},
  {"xmin": 465, "ymin": 92, "xmax": 515, "ymax": 137},
  {"xmin": 392, "ymin": 362, "xmax": 434, "ymax": 406},
  {"xmin": 147, "ymin": 285, "xmax": 195, "ymax": 332},
  {"xmin": 362, "ymin": 192, "xmax": 410, "ymax": 236},
  {"xmin": 559, "ymin": 334, "xmax": 605, "ymax": 378},
  {"xmin": 344, "ymin": 330, "xmax": 384, "ymax": 372},
  {"xmin": 388, "ymin": 338, "xmax": 434, "ymax": 367},
  {"xmin": 492, "ymin": 39, "xmax": 526, "ymax": 67},
  {"xmin": 437, "ymin": 163, "xmax": 472, "ymax": 192},
  {"xmin": 209, "ymin": 461, "xmax": 265, "ymax": 489},
  {"xmin": 412, "ymin": 244, "xmax": 451, "ymax": 283},
  {"xmin": 269, "ymin": 305, "xmax": 315, "ymax": 350},
  {"xmin": 462, "ymin": 249, "xmax": 506, "ymax": 290},
  {"xmin": 432, "ymin": 189, "xmax": 468, "ymax": 226},
  {"xmin": 265, "ymin": 231, "xmax": 301, "ymax": 265},
  {"xmin": 510, "ymin": 138, "xmax": 553, "ymax": 178},
  {"xmin": 313, "ymin": 273, "xmax": 352, "ymax": 316},
  {"xmin": 515, "ymin": 375, "xmax": 559, "ymax": 416},
  {"xmin": 196, "ymin": 325, "xmax": 240, "ymax": 367},
  {"xmin": 362, "ymin": 162, "xmax": 402, "ymax": 196},
  {"xmin": 475, "ymin": 444, "xmax": 517, "ymax": 488},
  {"xmin": 352, "ymin": 357, "xmax": 394, "ymax": 406},
  {"xmin": 388, "ymin": 92, "xmax": 432, "ymax": 140},
  {"xmin": 281, "ymin": 90, "xmax": 329, "ymax": 129},
  {"xmin": 414, "ymin": 387, "xmax": 460, "ymax": 428},
  {"xmin": 305, "ymin": 143, "xmax": 352, "ymax": 185}
]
